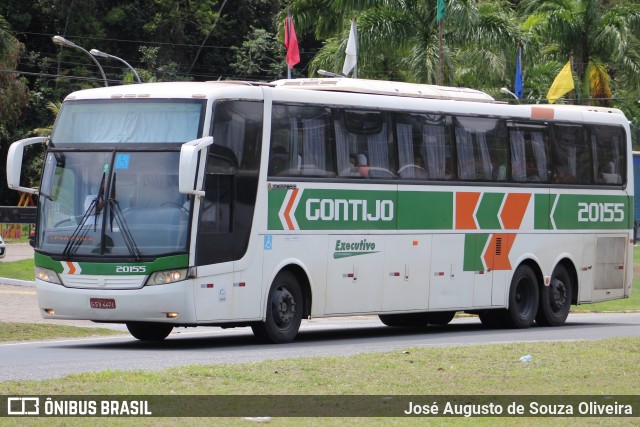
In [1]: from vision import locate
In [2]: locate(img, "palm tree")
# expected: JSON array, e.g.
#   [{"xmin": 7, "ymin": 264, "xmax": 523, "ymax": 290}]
[
  {"xmin": 0, "ymin": 15, "xmax": 29, "ymax": 124},
  {"xmin": 282, "ymin": 0, "xmax": 524, "ymax": 89},
  {"xmin": 521, "ymin": 0, "xmax": 640, "ymax": 105}
]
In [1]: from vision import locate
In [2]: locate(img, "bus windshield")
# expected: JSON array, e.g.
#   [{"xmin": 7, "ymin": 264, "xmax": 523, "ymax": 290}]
[
  {"xmin": 52, "ymin": 100, "xmax": 203, "ymax": 144},
  {"xmin": 37, "ymin": 151, "xmax": 190, "ymax": 258}
]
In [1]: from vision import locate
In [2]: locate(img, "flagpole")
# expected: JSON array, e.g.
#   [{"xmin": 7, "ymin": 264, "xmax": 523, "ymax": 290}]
[
  {"xmin": 438, "ymin": 20, "xmax": 443, "ymax": 85},
  {"xmin": 353, "ymin": 17, "xmax": 358, "ymax": 79},
  {"xmin": 437, "ymin": 0, "xmax": 445, "ymax": 85}
]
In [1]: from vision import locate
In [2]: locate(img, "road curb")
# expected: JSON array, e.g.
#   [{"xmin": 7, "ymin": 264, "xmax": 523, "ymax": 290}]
[{"xmin": 0, "ymin": 277, "xmax": 35, "ymax": 287}]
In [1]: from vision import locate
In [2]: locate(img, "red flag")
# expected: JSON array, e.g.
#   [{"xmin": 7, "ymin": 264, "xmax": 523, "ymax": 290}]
[{"xmin": 284, "ymin": 15, "xmax": 300, "ymax": 68}]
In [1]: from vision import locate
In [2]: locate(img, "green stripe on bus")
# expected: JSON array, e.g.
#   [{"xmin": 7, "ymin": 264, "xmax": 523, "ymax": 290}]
[
  {"xmin": 534, "ymin": 193, "xmax": 553, "ymax": 230},
  {"xmin": 476, "ymin": 193, "xmax": 504, "ymax": 230},
  {"xmin": 551, "ymin": 194, "xmax": 630, "ymax": 230},
  {"xmin": 34, "ymin": 253, "xmax": 189, "ymax": 275},
  {"xmin": 463, "ymin": 233, "xmax": 490, "ymax": 271},
  {"xmin": 397, "ymin": 191, "xmax": 453, "ymax": 230},
  {"xmin": 267, "ymin": 188, "xmax": 287, "ymax": 231}
]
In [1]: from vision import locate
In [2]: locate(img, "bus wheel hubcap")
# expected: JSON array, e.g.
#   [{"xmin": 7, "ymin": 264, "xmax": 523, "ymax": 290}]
[
  {"xmin": 274, "ymin": 288, "xmax": 295, "ymax": 325},
  {"xmin": 550, "ymin": 279, "xmax": 567, "ymax": 312}
]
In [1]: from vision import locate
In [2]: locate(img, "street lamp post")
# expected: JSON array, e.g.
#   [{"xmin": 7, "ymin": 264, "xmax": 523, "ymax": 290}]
[
  {"xmin": 90, "ymin": 49, "xmax": 142, "ymax": 84},
  {"xmin": 52, "ymin": 35, "xmax": 108, "ymax": 87},
  {"xmin": 500, "ymin": 87, "xmax": 519, "ymax": 100}
]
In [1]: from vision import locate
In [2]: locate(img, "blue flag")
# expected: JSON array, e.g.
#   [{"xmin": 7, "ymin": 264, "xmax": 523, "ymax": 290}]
[{"xmin": 515, "ymin": 46, "xmax": 523, "ymax": 99}]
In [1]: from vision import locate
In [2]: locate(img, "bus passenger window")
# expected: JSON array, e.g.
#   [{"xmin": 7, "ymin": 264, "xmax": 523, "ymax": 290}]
[
  {"xmin": 590, "ymin": 125, "xmax": 625, "ymax": 185},
  {"xmin": 335, "ymin": 109, "xmax": 395, "ymax": 179},
  {"xmin": 454, "ymin": 116, "xmax": 507, "ymax": 182},
  {"xmin": 395, "ymin": 113, "xmax": 454, "ymax": 181},
  {"xmin": 269, "ymin": 104, "xmax": 334, "ymax": 177},
  {"xmin": 553, "ymin": 124, "xmax": 591, "ymax": 184},
  {"xmin": 508, "ymin": 125, "xmax": 549, "ymax": 183}
]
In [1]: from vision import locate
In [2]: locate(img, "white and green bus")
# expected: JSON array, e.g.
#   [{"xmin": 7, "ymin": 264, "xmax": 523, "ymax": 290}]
[{"xmin": 7, "ymin": 78, "xmax": 633, "ymax": 343}]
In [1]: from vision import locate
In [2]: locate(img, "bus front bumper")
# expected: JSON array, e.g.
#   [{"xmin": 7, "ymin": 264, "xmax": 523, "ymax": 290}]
[{"xmin": 35, "ymin": 279, "xmax": 197, "ymax": 324}]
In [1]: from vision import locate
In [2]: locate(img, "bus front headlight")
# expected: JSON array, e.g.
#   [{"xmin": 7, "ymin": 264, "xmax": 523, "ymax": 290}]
[
  {"xmin": 146, "ymin": 269, "xmax": 188, "ymax": 286},
  {"xmin": 35, "ymin": 266, "xmax": 62, "ymax": 285}
]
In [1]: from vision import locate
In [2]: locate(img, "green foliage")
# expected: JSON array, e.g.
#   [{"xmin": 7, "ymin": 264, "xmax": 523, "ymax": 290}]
[
  {"xmin": 520, "ymin": 0, "xmax": 640, "ymax": 105},
  {"xmin": 0, "ymin": 16, "xmax": 29, "ymax": 124},
  {"xmin": 1, "ymin": 0, "xmax": 640, "ymax": 205},
  {"xmin": 230, "ymin": 27, "xmax": 287, "ymax": 80},
  {"xmin": 0, "ymin": 259, "xmax": 34, "ymax": 281}
]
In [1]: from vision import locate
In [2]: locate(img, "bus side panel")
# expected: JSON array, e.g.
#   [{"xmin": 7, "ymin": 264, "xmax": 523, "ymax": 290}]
[
  {"xmin": 325, "ymin": 234, "xmax": 385, "ymax": 315},
  {"xmin": 261, "ymin": 234, "xmax": 329, "ymax": 317},
  {"xmin": 429, "ymin": 234, "xmax": 474, "ymax": 309},
  {"xmin": 381, "ymin": 235, "xmax": 431, "ymax": 312},
  {"xmin": 193, "ymin": 262, "xmax": 236, "ymax": 322}
]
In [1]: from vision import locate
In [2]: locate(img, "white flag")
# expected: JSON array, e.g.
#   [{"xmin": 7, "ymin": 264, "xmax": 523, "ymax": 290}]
[{"xmin": 342, "ymin": 19, "xmax": 357, "ymax": 76}]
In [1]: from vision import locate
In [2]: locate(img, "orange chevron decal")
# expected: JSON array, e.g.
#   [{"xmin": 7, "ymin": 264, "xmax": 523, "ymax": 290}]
[
  {"xmin": 500, "ymin": 193, "xmax": 531, "ymax": 230},
  {"xmin": 66, "ymin": 261, "xmax": 76, "ymax": 274},
  {"xmin": 483, "ymin": 233, "xmax": 516, "ymax": 271},
  {"xmin": 455, "ymin": 192, "xmax": 481, "ymax": 230},
  {"xmin": 284, "ymin": 188, "xmax": 299, "ymax": 230}
]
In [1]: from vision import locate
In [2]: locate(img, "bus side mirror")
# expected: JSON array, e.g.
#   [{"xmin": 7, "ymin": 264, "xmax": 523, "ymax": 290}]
[
  {"xmin": 6, "ymin": 137, "xmax": 48, "ymax": 195},
  {"xmin": 179, "ymin": 136, "xmax": 214, "ymax": 196}
]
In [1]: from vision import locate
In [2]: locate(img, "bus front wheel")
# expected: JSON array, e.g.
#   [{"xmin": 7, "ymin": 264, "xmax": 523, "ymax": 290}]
[
  {"xmin": 126, "ymin": 322, "xmax": 173, "ymax": 341},
  {"xmin": 252, "ymin": 271, "xmax": 303, "ymax": 344},
  {"xmin": 503, "ymin": 265, "xmax": 539, "ymax": 329},
  {"xmin": 536, "ymin": 264, "xmax": 572, "ymax": 326}
]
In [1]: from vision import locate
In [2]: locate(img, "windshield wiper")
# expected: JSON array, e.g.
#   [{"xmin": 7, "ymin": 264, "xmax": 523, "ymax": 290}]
[
  {"xmin": 62, "ymin": 173, "xmax": 106, "ymax": 259},
  {"xmin": 105, "ymin": 173, "xmax": 141, "ymax": 260}
]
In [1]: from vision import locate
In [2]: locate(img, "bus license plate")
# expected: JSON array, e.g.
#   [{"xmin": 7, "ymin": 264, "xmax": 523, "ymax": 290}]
[{"xmin": 90, "ymin": 298, "xmax": 116, "ymax": 309}]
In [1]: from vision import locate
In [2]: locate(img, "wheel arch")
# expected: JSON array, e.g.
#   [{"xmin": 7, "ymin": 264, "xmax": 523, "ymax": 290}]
[
  {"xmin": 268, "ymin": 261, "xmax": 312, "ymax": 319},
  {"xmin": 516, "ymin": 258, "xmax": 544, "ymax": 293},
  {"xmin": 553, "ymin": 257, "xmax": 579, "ymax": 305}
]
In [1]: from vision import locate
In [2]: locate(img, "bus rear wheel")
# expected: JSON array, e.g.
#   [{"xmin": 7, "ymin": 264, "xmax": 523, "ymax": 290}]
[
  {"xmin": 378, "ymin": 313, "xmax": 429, "ymax": 327},
  {"xmin": 126, "ymin": 322, "xmax": 173, "ymax": 341},
  {"xmin": 536, "ymin": 264, "xmax": 572, "ymax": 326},
  {"xmin": 503, "ymin": 265, "xmax": 539, "ymax": 329},
  {"xmin": 252, "ymin": 271, "xmax": 303, "ymax": 344}
]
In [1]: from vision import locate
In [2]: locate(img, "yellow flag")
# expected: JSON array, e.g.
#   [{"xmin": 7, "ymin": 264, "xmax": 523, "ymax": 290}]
[{"xmin": 546, "ymin": 61, "xmax": 574, "ymax": 104}]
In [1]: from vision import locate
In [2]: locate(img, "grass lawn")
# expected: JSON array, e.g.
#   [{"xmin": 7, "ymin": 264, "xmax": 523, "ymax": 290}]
[
  {"xmin": 0, "ymin": 322, "xmax": 122, "ymax": 342},
  {"xmin": 0, "ymin": 337, "xmax": 637, "ymax": 425},
  {"xmin": 0, "ymin": 247, "xmax": 637, "ymax": 424},
  {"xmin": 0, "ymin": 258, "xmax": 34, "ymax": 281}
]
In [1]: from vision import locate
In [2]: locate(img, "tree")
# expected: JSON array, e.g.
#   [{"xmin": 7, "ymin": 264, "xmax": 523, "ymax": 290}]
[
  {"xmin": 0, "ymin": 15, "xmax": 31, "ymax": 205},
  {"xmin": 0, "ymin": 15, "xmax": 28, "ymax": 123},
  {"xmin": 282, "ymin": 0, "xmax": 524, "ymax": 87},
  {"xmin": 230, "ymin": 27, "xmax": 287, "ymax": 80},
  {"xmin": 521, "ymin": 0, "xmax": 640, "ymax": 105}
]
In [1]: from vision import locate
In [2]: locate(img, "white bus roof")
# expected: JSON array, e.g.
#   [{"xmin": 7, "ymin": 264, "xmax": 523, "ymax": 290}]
[
  {"xmin": 271, "ymin": 78, "xmax": 496, "ymax": 103},
  {"xmin": 63, "ymin": 79, "xmax": 496, "ymax": 103},
  {"xmin": 61, "ymin": 78, "xmax": 627, "ymax": 120}
]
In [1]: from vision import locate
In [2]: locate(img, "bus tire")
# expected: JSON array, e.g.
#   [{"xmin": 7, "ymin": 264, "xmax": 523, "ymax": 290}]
[
  {"xmin": 126, "ymin": 322, "xmax": 173, "ymax": 341},
  {"xmin": 425, "ymin": 311, "xmax": 456, "ymax": 325},
  {"xmin": 251, "ymin": 271, "xmax": 303, "ymax": 344},
  {"xmin": 536, "ymin": 264, "xmax": 572, "ymax": 326},
  {"xmin": 503, "ymin": 265, "xmax": 539, "ymax": 329},
  {"xmin": 378, "ymin": 313, "xmax": 429, "ymax": 327}
]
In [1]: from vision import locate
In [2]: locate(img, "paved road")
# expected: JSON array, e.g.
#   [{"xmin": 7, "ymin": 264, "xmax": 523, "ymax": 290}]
[
  {"xmin": 0, "ymin": 311, "xmax": 638, "ymax": 382},
  {"xmin": 0, "ymin": 242, "xmax": 34, "ymax": 263}
]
